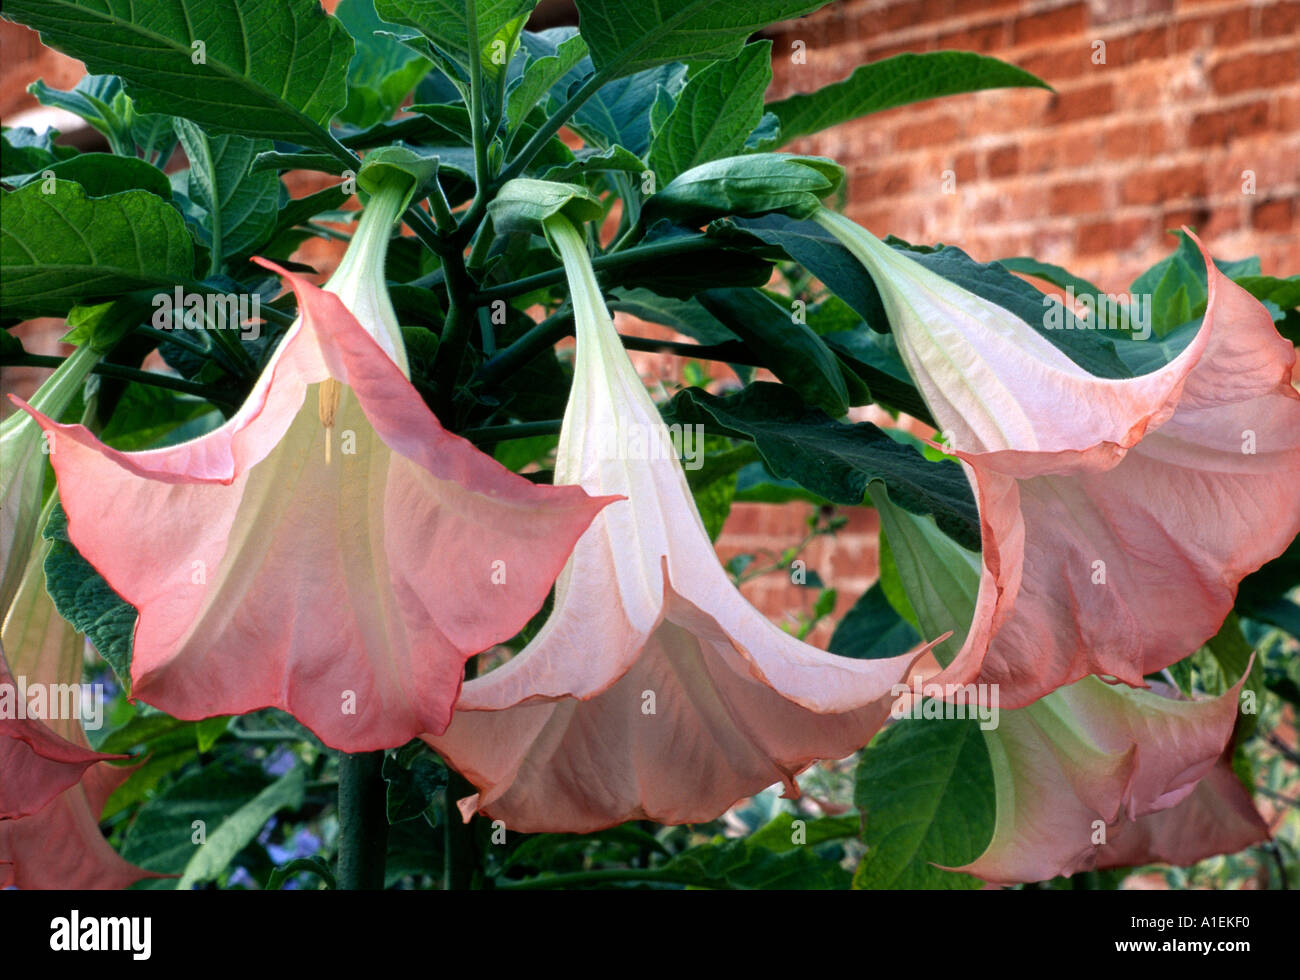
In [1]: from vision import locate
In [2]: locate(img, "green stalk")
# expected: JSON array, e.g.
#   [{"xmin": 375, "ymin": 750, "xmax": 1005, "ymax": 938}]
[{"xmin": 337, "ymin": 751, "xmax": 388, "ymax": 890}]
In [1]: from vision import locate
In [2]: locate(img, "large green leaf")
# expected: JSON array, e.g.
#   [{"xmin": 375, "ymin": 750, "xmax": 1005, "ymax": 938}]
[
  {"xmin": 573, "ymin": 0, "xmax": 827, "ymax": 79},
  {"xmin": 120, "ymin": 753, "xmax": 273, "ymax": 885},
  {"xmin": 655, "ymin": 833, "xmax": 850, "ymax": 889},
  {"xmin": 662, "ymin": 382, "xmax": 979, "ymax": 550},
  {"xmin": 4, "ymin": 0, "xmax": 352, "ymax": 150},
  {"xmin": 648, "ymin": 41, "xmax": 771, "ymax": 184},
  {"xmin": 173, "ymin": 121, "xmax": 279, "ymax": 267},
  {"xmin": 336, "ymin": 0, "xmax": 433, "ymax": 129},
  {"xmin": 508, "ymin": 30, "xmax": 589, "ymax": 137},
  {"xmin": 1, "ymin": 181, "xmax": 195, "ymax": 318},
  {"xmin": 7, "ymin": 152, "xmax": 172, "ymax": 200},
  {"xmin": 853, "ymin": 715, "xmax": 993, "ymax": 889},
  {"xmin": 696, "ymin": 287, "xmax": 848, "ymax": 417},
  {"xmin": 829, "ymin": 582, "xmax": 921, "ymax": 660},
  {"xmin": 375, "ymin": 0, "xmax": 536, "ymax": 75},
  {"xmin": 178, "ymin": 765, "xmax": 307, "ymax": 889},
  {"xmin": 1, "ymin": 125, "xmax": 78, "ymax": 177},
  {"xmin": 770, "ymin": 52, "xmax": 1049, "ymax": 145}
]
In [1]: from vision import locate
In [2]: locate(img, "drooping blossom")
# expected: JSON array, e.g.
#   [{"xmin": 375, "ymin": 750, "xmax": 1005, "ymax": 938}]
[
  {"xmin": 817, "ymin": 209, "xmax": 1300, "ymax": 709},
  {"xmin": 955, "ymin": 675, "xmax": 1257, "ymax": 884},
  {"xmin": 872, "ymin": 487, "xmax": 1266, "ymax": 884},
  {"xmin": 426, "ymin": 211, "xmax": 933, "ymax": 833},
  {"xmin": 14, "ymin": 174, "xmax": 612, "ymax": 752},
  {"xmin": 0, "ymin": 525, "xmax": 161, "ymax": 888}
]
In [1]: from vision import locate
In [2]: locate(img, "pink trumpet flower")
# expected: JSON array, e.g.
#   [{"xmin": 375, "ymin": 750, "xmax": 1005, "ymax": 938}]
[
  {"xmin": 14, "ymin": 175, "xmax": 612, "ymax": 752},
  {"xmin": 817, "ymin": 210, "xmax": 1300, "ymax": 709},
  {"xmin": 426, "ymin": 212, "xmax": 932, "ymax": 833},
  {"xmin": 873, "ymin": 488, "xmax": 1266, "ymax": 884},
  {"xmin": 0, "ymin": 525, "xmax": 161, "ymax": 888},
  {"xmin": 954, "ymin": 675, "xmax": 1256, "ymax": 884}
]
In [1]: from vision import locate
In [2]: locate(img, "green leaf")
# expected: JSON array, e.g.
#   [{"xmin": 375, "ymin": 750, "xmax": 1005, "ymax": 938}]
[
  {"xmin": 5, "ymin": 0, "xmax": 353, "ymax": 151},
  {"xmin": 662, "ymin": 382, "xmax": 980, "ymax": 550},
  {"xmin": 1, "ymin": 181, "xmax": 195, "ymax": 319},
  {"xmin": 173, "ymin": 121, "xmax": 279, "ymax": 265},
  {"xmin": 539, "ymin": 144, "xmax": 646, "ymax": 184},
  {"xmin": 177, "ymin": 765, "xmax": 306, "ymax": 889},
  {"xmin": 871, "ymin": 481, "xmax": 982, "ymax": 666},
  {"xmin": 648, "ymin": 41, "xmax": 771, "ymax": 184},
  {"xmin": 1149, "ymin": 255, "xmax": 1205, "ymax": 337},
  {"xmin": 656, "ymin": 834, "xmax": 850, "ymax": 889},
  {"xmin": 42, "ymin": 501, "xmax": 136, "ymax": 693},
  {"xmin": 822, "ymin": 329, "xmax": 934, "ymax": 425},
  {"xmin": 608, "ymin": 287, "xmax": 735, "ymax": 345},
  {"xmin": 696, "ymin": 287, "xmax": 849, "ymax": 417},
  {"xmin": 645, "ymin": 153, "xmax": 842, "ymax": 225},
  {"xmin": 829, "ymin": 582, "xmax": 922, "ymax": 660},
  {"xmin": 769, "ymin": 52, "xmax": 1049, "ymax": 145},
  {"xmin": 570, "ymin": 63, "xmax": 686, "ymax": 157},
  {"xmin": 383, "ymin": 744, "xmax": 449, "ymax": 823},
  {"xmin": 853, "ymin": 715, "xmax": 994, "ymax": 889},
  {"xmin": 1233, "ymin": 274, "xmax": 1300, "ymax": 311},
  {"xmin": 508, "ymin": 30, "xmax": 589, "ymax": 137},
  {"xmin": 996, "ymin": 256, "xmax": 1103, "ymax": 299},
  {"xmin": 9, "ymin": 152, "xmax": 172, "ymax": 200},
  {"xmin": 1, "ymin": 125, "xmax": 77, "ymax": 177},
  {"xmin": 489, "ymin": 177, "xmax": 605, "ymax": 234},
  {"xmin": 375, "ymin": 0, "xmax": 536, "ymax": 77},
  {"xmin": 573, "ymin": 0, "xmax": 827, "ymax": 79},
  {"xmin": 267, "ymin": 856, "xmax": 337, "ymax": 890},
  {"xmin": 745, "ymin": 812, "xmax": 860, "ymax": 853},
  {"xmin": 120, "ymin": 752, "xmax": 272, "ymax": 880},
  {"xmin": 336, "ymin": 0, "xmax": 432, "ymax": 129}
]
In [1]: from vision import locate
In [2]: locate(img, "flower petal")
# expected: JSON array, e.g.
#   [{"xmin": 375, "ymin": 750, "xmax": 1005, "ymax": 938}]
[
  {"xmin": 15, "ymin": 264, "xmax": 612, "ymax": 750},
  {"xmin": 953, "ymin": 672, "xmax": 1247, "ymax": 885}
]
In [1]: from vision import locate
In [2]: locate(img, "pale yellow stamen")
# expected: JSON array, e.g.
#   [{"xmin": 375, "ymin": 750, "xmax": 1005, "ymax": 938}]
[{"xmin": 318, "ymin": 379, "xmax": 341, "ymax": 464}]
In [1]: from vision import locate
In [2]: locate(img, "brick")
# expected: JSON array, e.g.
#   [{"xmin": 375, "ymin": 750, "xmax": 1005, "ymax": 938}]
[
  {"xmin": 893, "ymin": 114, "xmax": 961, "ymax": 149},
  {"xmin": 1122, "ymin": 163, "xmax": 1206, "ymax": 204},
  {"xmin": 1051, "ymin": 179, "xmax": 1105, "ymax": 214},
  {"xmin": 1252, "ymin": 196, "xmax": 1296, "ymax": 231},
  {"xmin": 1018, "ymin": 46, "xmax": 1090, "ymax": 82},
  {"xmin": 1047, "ymin": 82, "xmax": 1115, "ymax": 123},
  {"xmin": 1189, "ymin": 99, "xmax": 1272, "ymax": 146},
  {"xmin": 986, "ymin": 143, "xmax": 1021, "ymax": 177},
  {"xmin": 952, "ymin": 151, "xmax": 978, "ymax": 182},
  {"xmin": 1090, "ymin": 0, "xmax": 1174, "ymax": 25},
  {"xmin": 1013, "ymin": 3, "xmax": 1087, "ymax": 46},
  {"xmin": 1103, "ymin": 120, "xmax": 1166, "ymax": 159},
  {"xmin": 1109, "ymin": 26, "xmax": 1172, "ymax": 65},
  {"xmin": 1075, "ymin": 216, "xmax": 1152, "ymax": 255},
  {"xmin": 1254, "ymin": 2, "xmax": 1300, "ymax": 37},
  {"xmin": 1210, "ymin": 48, "xmax": 1300, "ymax": 95},
  {"xmin": 936, "ymin": 22, "xmax": 1007, "ymax": 53}
]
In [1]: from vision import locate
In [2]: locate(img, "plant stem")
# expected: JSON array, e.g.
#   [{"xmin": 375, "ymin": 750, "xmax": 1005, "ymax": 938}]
[
  {"xmin": 337, "ymin": 751, "xmax": 388, "ymax": 891},
  {"xmin": 2, "ymin": 353, "xmax": 242, "ymax": 408},
  {"xmin": 461, "ymin": 419, "xmax": 563, "ymax": 444},
  {"xmin": 473, "ymin": 234, "xmax": 715, "ymax": 303}
]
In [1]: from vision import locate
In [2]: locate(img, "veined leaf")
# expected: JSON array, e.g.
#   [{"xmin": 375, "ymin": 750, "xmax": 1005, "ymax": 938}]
[
  {"xmin": 4, "ymin": 0, "xmax": 353, "ymax": 151},
  {"xmin": 770, "ymin": 52, "xmax": 1049, "ymax": 145}
]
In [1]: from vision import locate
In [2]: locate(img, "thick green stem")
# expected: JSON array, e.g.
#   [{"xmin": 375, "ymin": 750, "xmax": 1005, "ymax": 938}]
[{"xmin": 337, "ymin": 751, "xmax": 388, "ymax": 891}]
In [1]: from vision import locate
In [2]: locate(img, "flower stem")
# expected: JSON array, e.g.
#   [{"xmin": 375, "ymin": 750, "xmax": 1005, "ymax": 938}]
[{"xmin": 337, "ymin": 751, "xmax": 388, "ymax": 890}]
